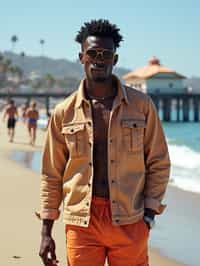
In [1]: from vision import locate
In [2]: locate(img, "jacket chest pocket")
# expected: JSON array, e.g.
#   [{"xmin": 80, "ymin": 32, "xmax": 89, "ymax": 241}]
[
  {"xmin": 121, "ymin": 120, "xmax": 146, "ymax": 153},
  {"xmin": 62, "ymin": 123, "xmax": 87, "ymax": 158}
]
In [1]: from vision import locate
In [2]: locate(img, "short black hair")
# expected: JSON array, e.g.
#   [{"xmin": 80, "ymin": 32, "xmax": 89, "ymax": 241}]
[{"xmin": 75, "ymin": 19, "xmax": 123, "ymax": 49}]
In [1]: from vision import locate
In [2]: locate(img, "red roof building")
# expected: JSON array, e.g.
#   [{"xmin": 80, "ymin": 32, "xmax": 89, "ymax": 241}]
[{"xmin": 123, "ymin": 57, "xmax": 186, "ymax": 94}]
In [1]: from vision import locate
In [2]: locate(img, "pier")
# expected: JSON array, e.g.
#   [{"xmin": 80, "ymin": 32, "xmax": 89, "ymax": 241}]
[
  {"xmin": 150, "ymin": 93, "xmax": 200, "ymax": 122},
  {"xmin": 0, "ymin": 92, "xmax": 200, "ymax": 122}
]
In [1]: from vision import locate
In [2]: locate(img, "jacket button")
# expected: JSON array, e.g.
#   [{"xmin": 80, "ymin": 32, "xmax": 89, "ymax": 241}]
[
  {"xmin": 115, "ymin": 219, "xmax": 120, "ymax": 223},
  {"xmin": 89, "ymin": 162, "xmax": 92, "ymax": 166},
  {"xmin": 112, "ymin": 200, "xmax": 116, "ymax": 204},
  {"xmin": 88, "ymin": 121, "xmax": 92, "ymax": 126},
  {"xmin": 111, "ymin": 180, "xmax": 115, "ymax": 183}
]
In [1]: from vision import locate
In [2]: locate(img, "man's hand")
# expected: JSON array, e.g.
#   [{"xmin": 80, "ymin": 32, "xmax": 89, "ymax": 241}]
[{"xmin": 39, "ymin": 235, "xmax": 58, "ymax": 266}]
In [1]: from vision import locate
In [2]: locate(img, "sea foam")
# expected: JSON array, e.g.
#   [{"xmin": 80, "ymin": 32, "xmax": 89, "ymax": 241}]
[{"xmin": 168, "ymin": 144, "xmax": 200, "ymax": 193}]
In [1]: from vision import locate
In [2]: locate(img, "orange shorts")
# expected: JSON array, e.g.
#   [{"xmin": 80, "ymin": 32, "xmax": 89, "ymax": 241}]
[{"xmin": 66, "ymin": 197, "xmax": 149, "ymax": 266}]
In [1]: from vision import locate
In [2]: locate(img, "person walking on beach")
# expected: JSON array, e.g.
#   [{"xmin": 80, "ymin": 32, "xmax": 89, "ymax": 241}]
[
  {"xmin": 20, "ymin": 101, "xmax": 29, "ymax": 123},
  {"xmin": 3, "ymin": 99, "xmax": 18, "ymax": 142},
  {"xmin": 25, "ymin": 100, "xmax": 39, "ymax": 145},
  {"xmin": 38, "ymin": 19, "xmax": 170, "ymax": 266},
  {"xmin": 46, "ymin": 111, "xmax": 51, "ymax": 130}
]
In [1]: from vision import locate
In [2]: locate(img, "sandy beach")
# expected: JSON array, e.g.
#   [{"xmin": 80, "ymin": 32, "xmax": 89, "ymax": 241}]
[{"xmin": 0, "ymin": 115, "xmax": 184, "ymax": 266}]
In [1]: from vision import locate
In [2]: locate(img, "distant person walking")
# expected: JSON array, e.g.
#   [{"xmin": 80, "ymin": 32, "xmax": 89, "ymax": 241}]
[
  {"xmin": 21, "ymin": 101, "xmax": 29, "ymax": 123},
  {"xmin": 25, "ymin": 101, "xmax": 39, "ymax": 145},
  {"xmin": 3, "ymin": 99, "xmax": 18, "ymax": 142},
  {"xmin": 46, "ymin": 111, "xmax": 51, "ymax": 130}
]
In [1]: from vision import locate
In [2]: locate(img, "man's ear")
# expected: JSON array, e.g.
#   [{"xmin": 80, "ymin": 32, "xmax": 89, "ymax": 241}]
[
  {"xmin": 79, "ymin": 52, "xmax": 84, "ymax": 64},
  {"xmin": 113, "ymin": 54, "xmax": 118, "ymax": 66}
]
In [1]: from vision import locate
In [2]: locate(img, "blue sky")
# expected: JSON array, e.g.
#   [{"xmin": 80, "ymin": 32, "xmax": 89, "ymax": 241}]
[{"xmin": 0, "ymin": 0, "xmax": 199, "ymax": 77}]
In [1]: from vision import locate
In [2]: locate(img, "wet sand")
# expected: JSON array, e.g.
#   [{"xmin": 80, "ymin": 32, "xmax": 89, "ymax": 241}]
[{"xmin": 0, "ymin": 114, "xmax": 184, "ymax": 266}]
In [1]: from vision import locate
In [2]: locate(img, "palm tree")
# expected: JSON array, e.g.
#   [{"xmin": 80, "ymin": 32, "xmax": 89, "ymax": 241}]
[
  {"xmin": 9, "ymin": 65, "xmax": 23, "ymax": 83},
  {"xmin": 0, "ymin": 53, "xmax": 5, "ymax": 83},
  {"xmin": 0, "ymin": 53, "xmax": 4, "ymax": 62},
  {"xmin": 2, "ymin": 58, "xmax": 12, "ymax": 73},
  {"xmin": 20, "ymin": 51, "xmax": 25, "ymax": 78},
  {"xmin": 8, "ymin": 65, "xmax": 16, "ymax": 79},
  {"xmin": 15, "ymin": 66, "xmax": 23, "ymax": 80},
  {"xmin": 20, "ymin": 51, "xmax": 25, "ymax": 57},
  {"xmin": 0, "ymin": 58, "xmax": 12, "ymax": 83},
  {"xmin": 4, "ymin": 58, "xmax": 12, "ymax": 67},
  {"xmin": 45, "ymin": 73, "xmax": 55, "ymax": 89},
  {"xmin": 40, "ymin": 39, "xmax": 45, "ymax": 56},
  {"xmin": 11, "ymin": 35, "xmax": 18, "ymax": 52}
]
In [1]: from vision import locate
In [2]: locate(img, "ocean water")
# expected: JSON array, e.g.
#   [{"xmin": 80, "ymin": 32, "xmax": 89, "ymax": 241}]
[
  {"xmin": 10, "ymin": 120, "xmax": 200, "ymax": 266},
  {"xmin": 163, "ymin": 122, "xmax": 200, "ymax": 194}
]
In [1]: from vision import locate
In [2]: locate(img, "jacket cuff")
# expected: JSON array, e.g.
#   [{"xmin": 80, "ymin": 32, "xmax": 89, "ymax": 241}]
[
  {"xmin": 35, "ymin": 209, "xmax": 60, "ymax": 220},
  {"xmin": 144, "ymin": 198, "xmax": 166, "ymax": 214},
  {"xmin": 144, "ymin": 208, "xmax": 156, "ymax": 219}
]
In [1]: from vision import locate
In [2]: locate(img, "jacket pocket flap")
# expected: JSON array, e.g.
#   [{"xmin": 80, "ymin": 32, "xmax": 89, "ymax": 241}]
[
  {"xmin": 62, "ymin": 124, "xmax": 85, "ymax": 134},
  {"xmin": 121, "ymin": 120, "xmax": 146, "ymax": 128}
]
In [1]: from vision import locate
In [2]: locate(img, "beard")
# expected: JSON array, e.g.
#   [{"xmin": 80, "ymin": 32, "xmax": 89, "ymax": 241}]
[
  {"xmin": 90, "ymin": 69, "xmax": 111, "ymax": 83},
  {"xmin": 92, "ymin": 76, "xmax": 108, "ymax": 82},
  {"xmin": 85, "ymin": 63, "xmax": 113, "ymax": 83}
]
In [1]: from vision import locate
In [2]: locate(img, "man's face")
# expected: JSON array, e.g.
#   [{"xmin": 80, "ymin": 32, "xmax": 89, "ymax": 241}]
[{"xmin": 79, "ymin": 36, "xmax": 118, "ymax": 83}]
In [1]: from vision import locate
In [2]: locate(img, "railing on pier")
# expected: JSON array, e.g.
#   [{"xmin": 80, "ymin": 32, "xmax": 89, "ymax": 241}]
[{"xmin": 0, "ymin": 92, "xmax": 200, "ymax": 122}]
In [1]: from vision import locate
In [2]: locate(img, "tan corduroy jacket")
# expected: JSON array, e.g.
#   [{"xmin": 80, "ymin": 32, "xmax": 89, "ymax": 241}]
[{"xmin": 39, "ymin": 76, "xmax": 170, "ymax": 227}]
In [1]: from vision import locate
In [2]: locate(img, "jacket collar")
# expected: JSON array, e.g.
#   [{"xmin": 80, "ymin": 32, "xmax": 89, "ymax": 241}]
[{"xmin": 75, "ymin": 75, "xmax": 129, "ymax": 109}]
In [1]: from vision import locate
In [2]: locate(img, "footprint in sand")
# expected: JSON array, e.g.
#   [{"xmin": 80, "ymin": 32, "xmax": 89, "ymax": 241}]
[{"xmin": 12, "ymin": 256, "xmax": 21, "ymax": 259}]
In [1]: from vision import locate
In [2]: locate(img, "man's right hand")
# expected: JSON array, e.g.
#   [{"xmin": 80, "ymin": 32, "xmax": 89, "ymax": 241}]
[{"xmin": 39, "ymin": 235, "xmax": 58, "ymax": 266}]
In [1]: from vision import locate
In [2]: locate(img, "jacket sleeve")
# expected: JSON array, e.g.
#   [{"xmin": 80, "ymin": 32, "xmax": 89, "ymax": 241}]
[
  {"xmin": 39, "ymin": 106, "xmax": 69, "ymax": 220},
  {"xmin": 144, "ymin": 97, "xmax": 170, "ymax": 214}
]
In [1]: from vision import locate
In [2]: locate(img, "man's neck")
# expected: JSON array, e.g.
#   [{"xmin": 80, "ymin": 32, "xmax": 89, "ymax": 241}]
[{"xmin": 85, "ymin": 77, "xmax": 116, "ymax": 99}]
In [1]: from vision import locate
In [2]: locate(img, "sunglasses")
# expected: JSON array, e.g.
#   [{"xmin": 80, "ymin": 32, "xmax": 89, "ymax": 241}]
[{"xmin": 84, "ymin": 49, "xmax": 115, "ymax": 61}]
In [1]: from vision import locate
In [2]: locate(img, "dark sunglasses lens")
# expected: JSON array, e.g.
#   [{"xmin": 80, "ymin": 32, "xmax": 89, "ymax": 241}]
[
  {"xmin": 86, "ymin": 49, "xmax": 97, "ymax": 59},
  {"xmin": 102, "ymin": 50, "xmax": 114, "ymax": 60}
]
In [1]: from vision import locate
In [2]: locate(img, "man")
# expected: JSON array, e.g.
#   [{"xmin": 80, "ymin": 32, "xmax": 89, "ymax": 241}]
[
  {"xmin": 3, "ymin": 99, "xmax": 18, "ymax": 142},
  {"xmin": 39, "ymin": 19, "xmax": 170, "ymax": 266}
]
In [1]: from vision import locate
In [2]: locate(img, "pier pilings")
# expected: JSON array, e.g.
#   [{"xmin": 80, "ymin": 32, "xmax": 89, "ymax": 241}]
[{"xmin": 149, "ymin": 94, "xmax": 200, "ymax": 122}]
